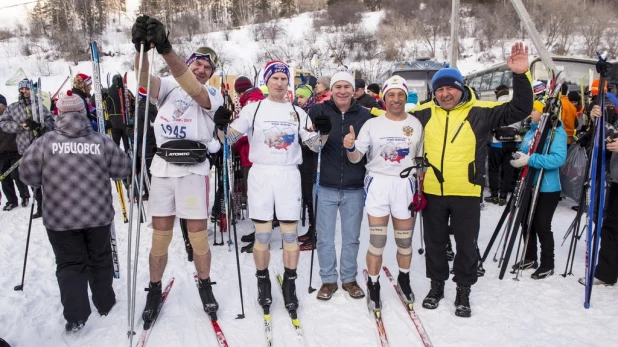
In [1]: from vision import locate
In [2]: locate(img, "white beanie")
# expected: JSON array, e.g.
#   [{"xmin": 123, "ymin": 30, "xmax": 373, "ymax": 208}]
[
  {"xmin": 381, "ymin": 75, "xmax": 409, "ymax": 99},
  {"xmin": 329, "ymin": 71, "xmax": 355, "ymax": 90}
]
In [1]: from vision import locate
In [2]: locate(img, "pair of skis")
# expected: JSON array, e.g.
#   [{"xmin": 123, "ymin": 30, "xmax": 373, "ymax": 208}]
[
  {"xmin": 260, "ymin": 273, "xmax": 307, "ymax": 347},
  {"xmin": 133, "ymin": 276, "xmax": 230, "ymax": 347},
  {"xmin": 363, "ymin": 267, "xmax": 433, "ymax": 347}
]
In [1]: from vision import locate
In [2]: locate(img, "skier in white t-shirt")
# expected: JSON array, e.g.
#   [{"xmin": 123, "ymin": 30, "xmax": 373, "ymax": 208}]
[
  {"xmin": 132, "ymin": 16, "xmax": 224, "ymax": 325},
  {"xmin": 343, "ymin": 75, "xmax": 424, "ymax": 311},
  {"xmin": 214, "ymin": 60, "xmax": 332, "ymax": 317}
]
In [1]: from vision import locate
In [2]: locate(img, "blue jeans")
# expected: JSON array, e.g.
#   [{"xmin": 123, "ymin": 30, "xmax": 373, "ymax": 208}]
[{"xmin": 316, "ymin": 186, "xmax": 364, "ymax": 284}]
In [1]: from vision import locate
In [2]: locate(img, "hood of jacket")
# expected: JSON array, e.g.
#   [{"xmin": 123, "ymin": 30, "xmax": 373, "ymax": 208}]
[{"xmin": 54, "ymin": 111, "xmax": 95, "ymax": 138}]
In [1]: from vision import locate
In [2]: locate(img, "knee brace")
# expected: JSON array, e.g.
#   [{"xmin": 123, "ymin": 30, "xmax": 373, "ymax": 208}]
[
  {"xmin": 368, "ymin": 226, "xmax": 387, "ymax": 256},
  {"xmin": 280, "ymin": 222, "xmax": 299, "ymax": 252},
  {"xmin": 151, "ymin": 229, "xmax": 173, "ymax": 256},
  {"xmin": 253, "ymin": 221, "xmax": 273, "ymax": 252},
  {"xmin": 188, "ymin": 229, "xmax": 210, "ymax": 256},
  {"xmin": 395, "ymin": 229, "xmax": 413, "ymax": 256}
]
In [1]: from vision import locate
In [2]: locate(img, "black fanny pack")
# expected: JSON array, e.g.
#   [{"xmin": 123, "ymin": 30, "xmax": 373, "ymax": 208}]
[{"xmin": 156, "ymin": 140, "xmax": 210, "ymax": 165}]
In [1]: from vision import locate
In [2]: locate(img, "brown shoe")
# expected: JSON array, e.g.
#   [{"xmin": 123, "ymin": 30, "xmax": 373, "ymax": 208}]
[
  {"xmin": 342, "ymin": 281, "xmax": 365, "ymax": 299},
  {"xmin": 317, "ymin": 283, "xmax": 338, "ymax": 300}
]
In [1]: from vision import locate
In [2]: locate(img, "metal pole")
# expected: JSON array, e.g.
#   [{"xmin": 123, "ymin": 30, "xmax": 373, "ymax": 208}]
[
  {"xmin": 449, "ymin": 0, "xmax": 460, "ymax": 68},
  {"xmin": 509, "ymin": 0, "xmax": 557, "ymax": 72}
]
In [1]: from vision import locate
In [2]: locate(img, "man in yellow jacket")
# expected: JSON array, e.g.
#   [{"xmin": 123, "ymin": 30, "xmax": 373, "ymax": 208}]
[{"xmin": 410, "ymin": 42, "xmax": 533, "ymax": 318}]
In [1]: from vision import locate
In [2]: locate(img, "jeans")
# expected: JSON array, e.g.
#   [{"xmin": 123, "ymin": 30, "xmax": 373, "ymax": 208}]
[{"xmin": 316, "ymin": 186, "xmax": 364, "ymax": 284}]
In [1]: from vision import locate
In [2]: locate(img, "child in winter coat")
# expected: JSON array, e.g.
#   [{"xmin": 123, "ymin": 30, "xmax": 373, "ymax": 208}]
[
  {"xmin": 509, "ymin": 100, "xmax": 567, "ymax": 279},
  {"xmin": 19, "ymin": 90, "xmax": 131, "ymax": 332}
]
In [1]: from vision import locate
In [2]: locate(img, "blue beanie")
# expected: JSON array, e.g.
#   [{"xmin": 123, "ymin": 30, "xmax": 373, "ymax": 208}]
[
  {"xmin": 0, "ymin": 94, "xmax": 6, "ymax": 106},
  {"xmin": 431, "ymin": 68, "xmax": 465, "ymax": 94}
]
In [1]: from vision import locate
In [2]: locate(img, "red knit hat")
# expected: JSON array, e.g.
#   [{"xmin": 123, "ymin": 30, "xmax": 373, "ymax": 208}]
[
  {"xmin": 56, "ymin": 90, "xmax": 85, "ymax": 114},
  {"xmin": 234, "ymin": 76, "xmax": 253, "ymax": 94},
  {"xmin": 76, "ymin": 73, "xmax": 92, "ymax": 85}
]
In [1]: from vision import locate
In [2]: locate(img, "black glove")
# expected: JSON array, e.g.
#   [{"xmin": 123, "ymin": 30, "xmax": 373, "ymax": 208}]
[
  {"xmin": 213, "ymin": 106, "xmax": 233, "ymax": 130},
  {"xmin": 131, "ymin": 15, "xmax": 150, "ymax": 52},
  {"xmin": 596, "ymin": 59, "xmax": 612, "ymax": 78},
  {"xmin": 146, "ymin": 17, "xmax": 172, "ymax": 55},
  {"xmin": 104, "ymin": 119, "xmax": 113, "ymax": 131},
  {"xmin": 314, "ymin": 114, "xmax": 332, "ymax": 135},
  {"xmin": 23, "ymin": 119, "xmax": 41, "ymax": 131}
]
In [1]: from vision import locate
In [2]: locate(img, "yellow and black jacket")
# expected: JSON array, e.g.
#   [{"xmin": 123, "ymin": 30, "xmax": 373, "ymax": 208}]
[{"xmin": 410, "ymin": 72, "xmax": 533, "ymax": 197}]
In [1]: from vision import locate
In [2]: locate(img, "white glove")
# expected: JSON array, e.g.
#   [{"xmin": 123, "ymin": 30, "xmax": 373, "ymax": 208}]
[
  {"xmin": 207, "ymin": 138, "xmax": 221, "ymax": 153},
  {"xmin": 510, "ymin": 151, "xmax": 530, "ymax": 168}
]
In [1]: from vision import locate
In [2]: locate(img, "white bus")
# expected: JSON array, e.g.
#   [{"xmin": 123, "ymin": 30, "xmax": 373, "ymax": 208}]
[{"xmin": 377, "ymin": 58, "xmax": 448, "ymax": 102}]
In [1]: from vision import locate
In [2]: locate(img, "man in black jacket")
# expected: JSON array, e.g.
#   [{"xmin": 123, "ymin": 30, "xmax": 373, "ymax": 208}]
[
  {"xmin": 308, "ymin": 71, "xmax": 372, "ymax": 300},
  {"xmin": 0, "ymin": 94, "xmax": 30, "ymax": 210},
  {"xmin": 354, "ymin": 78, "xmax": 379, "ymax": 109}
]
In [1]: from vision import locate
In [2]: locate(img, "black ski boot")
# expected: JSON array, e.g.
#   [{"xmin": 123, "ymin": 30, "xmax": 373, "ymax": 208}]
[
  {"xmin": 298, "ymin": 226, "xmax": 315, "ymax": 243},
  {"xmin": 198, "ymin": 277, "xmax": 219, "ymax": 320},
  {"xmin": 256, "ymin": 269, "xmax": 272, "ymax": 311},
  {"xmin": 397, "ymin": 271, "xmax": 415, "ymax": 307},
  {"xmin": 142, "ymin": 281, "xmax": 162, "ymax": 329},
  {"xmin": 241, "ymin": 241, "xmax": 254, "ymax": 253},
  {"xmin": 454, "ymin": 284, "xmax": 471, "ymax": 318},
  {"xmin": 282, "ymin": 268, "xmax": 299, "ymax": 318},
  {"xmin": 446, "ymin": 239, "xmax": 455, "ymax": 261},
  {"xmin": 65, "ymin": 320, "xmax": 86, "ymax": 333},
  {"xmin": 241, "ymin": 232, "xmax": 255, "ymax": 243},
  {"xmin": 477, "ymin": 262, "xmax": 486, "ymax": 277},
  {"xmin": 511, "ymin": 259, "xmax": 538, "ymax": 271},
  {"xmin": 531, "ymin": 267, "xmax": 554, "ymax": 280},
  {"xmin": 366, "ymin": 275, "xmax": 381, "ymax": 311},
  {"xmin": 422, "ymin": 279, "xmax": 444, "ymax": 309},
  {"xmin": 21, "ymin": 198, "xmax": 29, "ymax": 207}
]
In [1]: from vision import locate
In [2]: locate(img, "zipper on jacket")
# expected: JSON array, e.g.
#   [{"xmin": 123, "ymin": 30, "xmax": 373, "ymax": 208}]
[
  {"xmin": 340, "ymin": 112, "xmax": 345, "ymax": 190},
  {"xmin": 451, "ymin": 120, "xmax": 466, "ymax": 143},
  {"xmin": 439, "ymin": 111, "xmax": 450, "ymax": 196}
]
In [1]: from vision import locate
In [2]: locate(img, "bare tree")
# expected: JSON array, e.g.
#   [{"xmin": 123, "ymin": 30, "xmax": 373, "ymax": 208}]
[{"xmin": 578, "ymin": 3, "xmax": 614, "ymax": 57}]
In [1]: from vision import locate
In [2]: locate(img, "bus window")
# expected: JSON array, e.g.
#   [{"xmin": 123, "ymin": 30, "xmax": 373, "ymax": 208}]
[
  {"xmin": 469, "ymin": 76, "xmax": 481, "ymax": 90},
  {"xmin": 480, "ymin": 72, "xmax": 493, "ymax": 92},
  {"xmin": 502, "ymin": 70, "xmax": 513, "ymax": 88},
  {"xmin": 489, "ymin": 70, "xmax": 505, "ymax": 90}
]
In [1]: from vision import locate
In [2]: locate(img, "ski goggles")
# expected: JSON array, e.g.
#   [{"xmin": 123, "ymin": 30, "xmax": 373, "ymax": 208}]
[
  {"xmin": 186, "ymin": 47, "xmax": 217, "ymax": 72},
  {"xmin": 18, "ymin": 79, "xmax": 30, "ymax": 90}
]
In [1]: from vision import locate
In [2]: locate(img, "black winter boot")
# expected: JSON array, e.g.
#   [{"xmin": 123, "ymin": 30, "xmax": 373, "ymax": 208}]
[
  {"xmin": 454, "ymin": 284, "xmax": 471, "ymax": 318},
  {"xmin": 397, "ymin": 271, "xmax": 415, "ymax": 305},
  {"xmin": 65, "ymin": 320, "xmax": 86, "ymax": 333},
  {"xmin": 422, "ymin": 280, "xmax": 444, "ymax": 309}
]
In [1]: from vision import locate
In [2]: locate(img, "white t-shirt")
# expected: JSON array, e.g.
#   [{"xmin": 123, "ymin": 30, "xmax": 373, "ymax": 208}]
[
  {"xmin": 230, "ymin": 98, "xmax": 315, "ymax": 166},
  {"xmin": 355, "ymin": 114, "xmax": 424, "ymax": 177},
  {"xmin": 149, "ymin": 77, "xmax": 224, "ymax": 177}
]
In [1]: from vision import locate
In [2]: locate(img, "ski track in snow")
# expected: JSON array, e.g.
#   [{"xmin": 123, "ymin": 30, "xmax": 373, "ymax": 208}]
[{"xmin": 1, "ymin": 179, "xmax": 618, "ymax": 347}]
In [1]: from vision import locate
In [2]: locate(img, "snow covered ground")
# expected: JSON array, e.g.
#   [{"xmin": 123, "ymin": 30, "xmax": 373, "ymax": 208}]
[{"xmin": 0, "ymin": 180, "xmax": 617, "ymax": 347}]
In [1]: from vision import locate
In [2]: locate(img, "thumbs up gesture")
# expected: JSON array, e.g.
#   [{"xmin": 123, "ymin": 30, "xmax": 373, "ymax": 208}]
[{"xmin": 343, "ymin": 125, "xmax": 356, "ymax": 149}]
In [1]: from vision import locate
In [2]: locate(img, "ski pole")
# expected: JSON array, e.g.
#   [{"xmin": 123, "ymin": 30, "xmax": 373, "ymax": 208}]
[
  {"xmin": 308, "ymin": 134, "xmax": 322, "ymax": 294},
  {"xmin": 224, "ymin": 128, "xmax": 246, "ymax": 318},
  {"xmin": 14, "ymin": 190, "xmax": 36, "ymax": 292},
  {"xmin": 417, "ymin": 211, "xmax": 425, "ymax": 255}
]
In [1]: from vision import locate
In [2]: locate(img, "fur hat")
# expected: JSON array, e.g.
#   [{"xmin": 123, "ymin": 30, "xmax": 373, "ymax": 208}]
[{"xmin": 56, "ymin": 90, "xmax": 85, "ymax": 114}]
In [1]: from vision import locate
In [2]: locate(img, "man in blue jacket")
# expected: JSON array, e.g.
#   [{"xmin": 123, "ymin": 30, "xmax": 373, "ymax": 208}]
[{"xmin": 308, "ymin": 70, "xmax": 372, "ymax": 300}]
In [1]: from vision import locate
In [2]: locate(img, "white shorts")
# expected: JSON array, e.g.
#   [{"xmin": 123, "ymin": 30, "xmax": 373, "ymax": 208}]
[
  {"xmin": 149, "ymin": 174, "xmax": 210, "ymax": 219},
  {"xmin": 364, "ymin": 173, "xmax": 416, "ymax": 220},
  {"xmin": 248, "ymin": 164, "xmax": 301, "ymax": 221}
]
